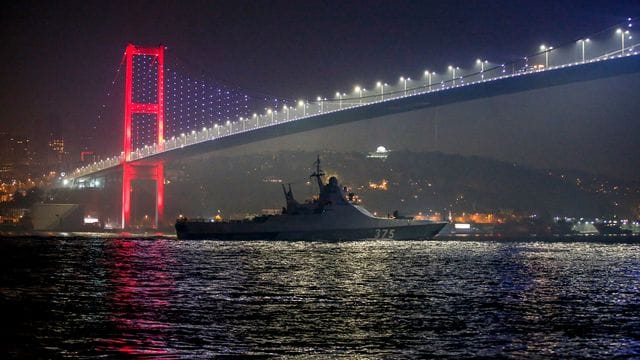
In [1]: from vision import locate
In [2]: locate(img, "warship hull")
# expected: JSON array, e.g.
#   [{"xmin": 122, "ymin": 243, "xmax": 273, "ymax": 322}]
[{"xmin": 176, "ymin": 219, "xmax": 446, "ymax": 241}]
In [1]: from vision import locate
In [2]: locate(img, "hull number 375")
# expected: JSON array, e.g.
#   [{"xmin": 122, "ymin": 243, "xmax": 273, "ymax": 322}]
[{"xmin": 374, "ymin": 228, "xmax": 395, "ymax": 239}]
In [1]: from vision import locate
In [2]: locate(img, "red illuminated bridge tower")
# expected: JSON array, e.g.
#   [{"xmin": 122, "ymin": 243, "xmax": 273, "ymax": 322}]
[{"xmin": 122, "ymin": 44, "xmax": 165, "ymax": 229}]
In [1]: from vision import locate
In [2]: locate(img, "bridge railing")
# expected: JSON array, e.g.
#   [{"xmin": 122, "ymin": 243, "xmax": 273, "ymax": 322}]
[
  {"xmin": 70, "ymin": 154, "xmax": 123, "ymax": 178},
  {"xmin": 65, "ymin": 19, "xmax": 639, "ymax": 181}
]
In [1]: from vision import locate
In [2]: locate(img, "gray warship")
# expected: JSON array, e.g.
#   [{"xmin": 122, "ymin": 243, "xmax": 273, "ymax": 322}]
[{"xmin": 175, "ymin": 156, "xmax": 447, "ymax": 240}]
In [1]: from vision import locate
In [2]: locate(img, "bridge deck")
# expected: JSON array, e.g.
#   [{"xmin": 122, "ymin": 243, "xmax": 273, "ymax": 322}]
[{"xmin": 67, "ymin": 53, "xmax": 640, "ymax": 182}]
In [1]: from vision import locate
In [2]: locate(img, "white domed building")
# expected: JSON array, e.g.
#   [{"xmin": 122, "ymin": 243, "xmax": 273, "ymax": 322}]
[{"xmin": 367, "ymin": 145, "xmax": 389, "ymax": 160}]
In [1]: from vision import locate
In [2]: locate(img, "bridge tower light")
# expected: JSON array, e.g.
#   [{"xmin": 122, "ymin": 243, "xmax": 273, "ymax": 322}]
[
  {"xmin": 121, "ymin": 44, "xmax": 165, "ymax": 229},
  {"xmin": 283, "ymin": 105, "xmax": 290, "ymax": 120}
]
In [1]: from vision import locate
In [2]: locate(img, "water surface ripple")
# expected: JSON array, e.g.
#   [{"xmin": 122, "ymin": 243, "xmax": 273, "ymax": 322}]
[{"xmin": 1, "ymin": 238, "xmax": 639, "ymax": 357}]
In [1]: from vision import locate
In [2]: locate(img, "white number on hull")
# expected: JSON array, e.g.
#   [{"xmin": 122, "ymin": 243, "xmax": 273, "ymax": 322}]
[{"xmin": 374, "ymin": 228, "xmax": 395, "ymax": 239}]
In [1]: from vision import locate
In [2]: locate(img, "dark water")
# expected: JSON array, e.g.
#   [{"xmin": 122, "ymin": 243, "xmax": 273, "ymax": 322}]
[{"xmin": 1, "ymin": 237, "xmax": 639, "ymax": 358}]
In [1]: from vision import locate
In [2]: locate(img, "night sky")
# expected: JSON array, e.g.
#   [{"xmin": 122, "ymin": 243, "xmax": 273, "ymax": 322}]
[{"xmin": 1, "ymin": 1, "xmax": 639, "ymax": 178}]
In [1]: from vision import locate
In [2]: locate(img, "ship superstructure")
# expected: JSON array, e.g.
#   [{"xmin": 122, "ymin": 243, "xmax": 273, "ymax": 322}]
[{"xmin": 176, "ymin": 156, "xmax": 447, "ymax": 240}]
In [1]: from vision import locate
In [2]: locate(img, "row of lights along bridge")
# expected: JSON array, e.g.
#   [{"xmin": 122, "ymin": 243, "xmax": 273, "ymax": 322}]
[
  {"xmin": 259, "ymin": 24, "xmax": 634, "ymax": 124},
  {"xmin": 343, "ymin": 26, "xmax": 632, "ymax": 105}
]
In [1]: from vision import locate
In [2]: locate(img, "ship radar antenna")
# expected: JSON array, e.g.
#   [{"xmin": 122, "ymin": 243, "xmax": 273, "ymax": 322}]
[{"xmin": 310, "ymin": 154, "xmax": 325, "ymax": 191}]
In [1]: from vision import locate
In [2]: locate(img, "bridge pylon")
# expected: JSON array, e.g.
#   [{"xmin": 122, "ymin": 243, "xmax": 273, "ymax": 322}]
[{"xmin": 121, "ymin": 44, "xmax": 165, "ymax": 229}]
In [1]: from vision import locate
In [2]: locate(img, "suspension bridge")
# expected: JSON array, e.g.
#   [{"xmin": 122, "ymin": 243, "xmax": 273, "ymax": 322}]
[{"xmin": 58, "ymin": 21, "xmax": 640, "ymax": 229}]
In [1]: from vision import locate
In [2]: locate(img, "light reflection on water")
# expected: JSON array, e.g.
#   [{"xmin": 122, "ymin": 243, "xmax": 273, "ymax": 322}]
[{"xmin": 1, "ymin": 238, "xmax": 639, "ymax": 357}]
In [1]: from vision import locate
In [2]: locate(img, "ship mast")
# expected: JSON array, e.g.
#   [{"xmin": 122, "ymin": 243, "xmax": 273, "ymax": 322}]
[{"xmin": 309, "ymin": 154, "xmax": 325, "ymax": 192}]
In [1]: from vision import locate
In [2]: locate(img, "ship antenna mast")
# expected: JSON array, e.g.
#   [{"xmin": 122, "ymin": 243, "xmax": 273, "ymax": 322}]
[{"xmin": 310, "ymin": 154, "xmax": 325, "ymax": 191}]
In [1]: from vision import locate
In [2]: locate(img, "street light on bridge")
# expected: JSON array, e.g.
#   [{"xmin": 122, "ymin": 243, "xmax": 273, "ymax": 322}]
[
  {"xmin": 577, "ymin": 38, "xmax": 590, "ymax": 63},
  {"xmin": 448, "ymin": 66, "xmax": 459, "ymax": 86},
  {"xmin": 283, "ymin": 105, "xmax": 290, "ymax": 120},
  {"xmin": 424, "ymin": 70, "xmax": 435, "ymax": 89},
  {"xmin": 376, "ymin": 82, "xmax": 387, "ymax": 100},
  {"xmin": 399, "ymin": 77, "xmax": 410, "ymax": 95},
  {"xmin": 267, "ymin": 108, "xmax": 274, "ymax": 123},
  {"xmin": 354, "ymin": 86, "xmax": 363, "ymax": 104},
  {"xmin": 617, "ymin": 28, "xmax": 630, "ymax": 54},
  {"xmin": 336, "ymin": 92, "xmax": 344, "ymax": 109},
  {"xmin": 298, "ymin": 99, "xmax": 307, "ymax": 116},
  {"xmin": 476, "ymin": 59, "xmax": 488, "ymax": 79},
  {"xmin": 540, "ymin": 45, "xmax": 553, "ymax": 68}
]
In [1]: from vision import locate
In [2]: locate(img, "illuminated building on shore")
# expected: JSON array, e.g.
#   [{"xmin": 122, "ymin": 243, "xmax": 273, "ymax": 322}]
[
  {"xmin": 48, "ymin": 138, "xmax": 66, "ymax": 165},
  {"xmin": 368, "ymin": 179, "xmax": 388, "ymax": 190},
  {"xmin": 0, "ymin": 133, "xmax": 37, "ymax": 180},
  {"xmin": 367, "ymin": 146, "xmax": 389, "ymax": 160},
  {"xmin": 453, "ymin": 212, "xmax": 505, "ymax": 224}
]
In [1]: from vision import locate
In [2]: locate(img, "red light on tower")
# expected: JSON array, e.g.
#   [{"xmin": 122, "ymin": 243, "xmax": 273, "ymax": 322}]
[
  {"xmin": 122, "ymin": 44, "xmax": 165, "ymax": 229},
  {"xmin": 123, "ymin": 44, "xmax": 164, "ymax": 160}
]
